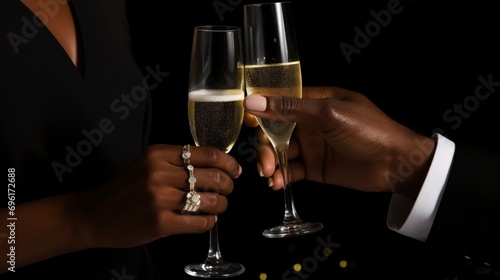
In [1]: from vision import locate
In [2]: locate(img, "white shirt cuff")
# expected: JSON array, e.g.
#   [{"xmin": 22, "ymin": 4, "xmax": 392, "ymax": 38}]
[{"xmin": 387, "ymin": 133, "xmax": 455, "ymax": 242}]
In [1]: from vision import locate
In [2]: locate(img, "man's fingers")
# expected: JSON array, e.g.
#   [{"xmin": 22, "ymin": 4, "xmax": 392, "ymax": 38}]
[
  {"xmin": 244, "ymin": 95, "xmax": 333, "ymax": 128},
  {"xmin": 244, "ymin": 112, "xmax": 259, "ymax": 127},
  {"xmin": 268, "ymin": 160, "xmax": 306, "ymax": 190}
]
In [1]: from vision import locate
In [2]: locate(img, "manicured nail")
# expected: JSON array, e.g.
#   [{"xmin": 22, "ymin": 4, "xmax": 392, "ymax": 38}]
[
  {"xmin": 214, "ymin": 215, "xmax": 218, "ymax": 223},
  {"xmin": 257, "ymin": 162, "xmax": 264, "ymax": 177},
  {"xmin": 267, "ymin": 177, "xmax": 273, "ymax": 188},
  {"xmin": 245, "ymin": 95, "xmax": 267, "ymax": 112}
]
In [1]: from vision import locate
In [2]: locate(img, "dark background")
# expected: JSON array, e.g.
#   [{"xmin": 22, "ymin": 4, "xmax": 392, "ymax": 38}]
[{"xmin": 125, "ymin": 1, "xmax": 499, "ymax": 279}]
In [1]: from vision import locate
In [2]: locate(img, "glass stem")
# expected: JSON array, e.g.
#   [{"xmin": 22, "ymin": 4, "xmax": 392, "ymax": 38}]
[
  {"xmin": 204, "ymin": 221, "xmax": 224, "ymax": 265},
  {"xmin": 276, "ymin": 145, "xmax": 302, "ymax": 224}
]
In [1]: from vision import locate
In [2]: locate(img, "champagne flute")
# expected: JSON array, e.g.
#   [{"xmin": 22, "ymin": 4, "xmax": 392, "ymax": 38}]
[
  {"xmin": 243, "ymin": 2, "xmax": 324, "ymax": 238},
  {"xmin": 184, "ymin": 25, "xmax": 245, "ymax": 278}
]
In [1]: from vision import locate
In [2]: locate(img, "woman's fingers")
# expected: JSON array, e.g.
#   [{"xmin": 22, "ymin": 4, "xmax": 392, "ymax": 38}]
[
  {"xmin": 163, "ymin": 214, "xmax": 217, "ymax": 235},
  {"xmin": 145, "ymin": 144, "xmax": 239, "ymax": 195},
  {"xmin": 187, "ymin": 145, "xmax": 242, "ymax": 179}
]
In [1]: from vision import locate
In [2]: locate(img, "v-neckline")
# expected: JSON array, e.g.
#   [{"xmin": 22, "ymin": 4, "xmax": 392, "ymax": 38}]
[{"xmin": 17, "ymin": 0, "xmax": 86, "ymax": 81}]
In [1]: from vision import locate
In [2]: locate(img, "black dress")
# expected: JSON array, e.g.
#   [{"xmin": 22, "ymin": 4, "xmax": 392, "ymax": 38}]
[{"xmin": 0, "ymin": 0, "xmax": 159, "ymax": 279}]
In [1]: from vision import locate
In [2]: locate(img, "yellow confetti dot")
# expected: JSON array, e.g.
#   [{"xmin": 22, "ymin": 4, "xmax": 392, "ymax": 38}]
[
  {"xmin": 323, "ymin": 247, "xmax": 333, "ymax": 256},
  {"xmin": 293, "ymin": 263, "xmax": 302, "ymax": 272},
  {"xmin": 259, "ymin": 273, "xmax": 267, "ymax": 280},
  {"xmin": 339, "ymin": 260, "xmax": 348, "ymax": 268}
]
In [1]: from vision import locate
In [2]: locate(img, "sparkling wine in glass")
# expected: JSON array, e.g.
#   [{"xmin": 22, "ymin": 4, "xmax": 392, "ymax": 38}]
[
  {"xmin": 184, "ymin": 25, "xmax": 245, "ymax": 278},
  {"xmin": 244, "ymin": 2, "xmax": 324, "ymax": 238}
]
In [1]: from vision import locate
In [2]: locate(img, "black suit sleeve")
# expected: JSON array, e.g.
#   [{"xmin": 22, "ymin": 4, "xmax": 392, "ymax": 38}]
[{"xmin": 425, "ymin": 140, "xmax": 500, "ymax": 267}]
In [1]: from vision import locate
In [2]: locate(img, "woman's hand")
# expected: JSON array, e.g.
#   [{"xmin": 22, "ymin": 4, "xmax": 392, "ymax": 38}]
[{"xmin": 80, "ymin": 144, "xmax": 241, "ymax": 248}]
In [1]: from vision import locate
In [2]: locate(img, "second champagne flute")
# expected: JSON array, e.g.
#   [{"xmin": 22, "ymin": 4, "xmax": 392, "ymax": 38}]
[
  {"xmin": 185, "ymin": 25, "xmax": 245, "ymax": 278},
  {"xmin": 244, "ymin": 2, "xmax": 324, "ymax": 238}
]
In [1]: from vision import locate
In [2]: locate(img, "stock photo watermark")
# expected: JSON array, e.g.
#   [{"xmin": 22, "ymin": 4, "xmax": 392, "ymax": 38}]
[
  {"xmin": 339, "ymin": 0, "xmax": 409, "ymax": 64},
  {"xmin": 50, "ymin": 64, "xmax": 169, "ymax": 182},
  {"xmin": 387, "ymin": 73, "xmax": 497, "ymax": 188},
  {"xmin": 213, "ymin": 0, "xmax": 242, "ymax": 21},
  {"xmin": 7, "ymin": 0, "xmax": 70, "ymax": 54},
  {"xmin": 434, "ymin": 73, "xmax": 499, "ymax": 135},
  {"xmin": 236, "ymin": 134, "xmax": 259, "ymax": 163},
  {"xmin": 281, "ymin": 234, "xmax": 341, "ymax": 280},
  {"xmin": 5, "ymin": 168, "xmax": 17, "ymax": 272},
  {"xmin": 110, "ymin": 266, "xmax": 135, "ymax": 280},
  {"xmin": 386, "ymin": 137, "xmax": 435, "ymax": 189}
]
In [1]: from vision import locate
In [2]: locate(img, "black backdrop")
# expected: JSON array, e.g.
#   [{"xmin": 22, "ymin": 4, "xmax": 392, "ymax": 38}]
[{"xmin": 125, "ymin": 1, "xmax": 499, "ymax": 279}]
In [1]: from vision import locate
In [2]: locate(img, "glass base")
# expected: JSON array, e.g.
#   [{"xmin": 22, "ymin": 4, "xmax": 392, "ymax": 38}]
[
  {"xmin": 262, "ymin": 221, "xmax": 324, "ymax": 238},
  {"xmin": 184, "ymin": 262, "xmax": 245, "ymax": 278}
]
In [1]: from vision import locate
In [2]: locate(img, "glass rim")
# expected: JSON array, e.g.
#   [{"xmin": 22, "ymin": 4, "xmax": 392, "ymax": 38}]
[
  {"xmin": 194, "ymin": 25, "xmax": 241, "ymax": 32},
  {"xmin": 243, "ymin": 1, "xmax": 291, "ymax": 8}
]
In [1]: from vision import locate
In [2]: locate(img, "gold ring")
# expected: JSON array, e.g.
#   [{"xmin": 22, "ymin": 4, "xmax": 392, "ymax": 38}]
[{"xmin": 181, "ymin": 144, "xmax": 200, "ymax": 213}]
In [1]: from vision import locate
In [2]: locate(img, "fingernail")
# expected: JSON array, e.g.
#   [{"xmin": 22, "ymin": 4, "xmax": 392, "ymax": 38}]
[
  {"xmin": 267, "ymin": 177, "xmax": 273, "ymax": 188},
  {"xmin": 245, "ymin": 95, "xmax": 267, "ymax": 112},
  {"xmin": 257, "ymin": 162, "xmax": 264, "ymax": 177},
  {"xmin": 214, "ymin": 215, "xmax": 218, "ymax": 223}
]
